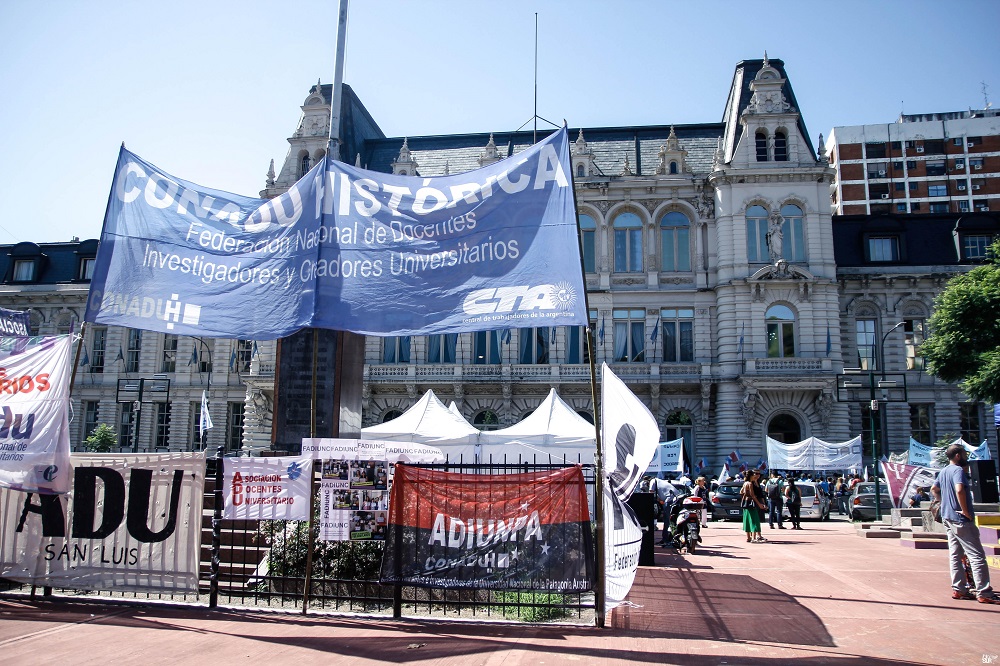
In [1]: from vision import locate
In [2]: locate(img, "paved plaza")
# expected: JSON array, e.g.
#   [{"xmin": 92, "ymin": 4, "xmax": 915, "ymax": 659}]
[{"xmin": 1, "ymin": 517, "xmax": 997, "ymax": 665}]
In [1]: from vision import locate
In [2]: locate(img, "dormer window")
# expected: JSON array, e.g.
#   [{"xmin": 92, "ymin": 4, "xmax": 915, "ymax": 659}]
[
  {"xmin": 13, "ymin": 260, "xmax": 34, "ymax": 282},
  {"xmin": 78, "ymin": 257, "xmax": 95, "ymax": 281},
  {"xmin": 299, "ymin": 153, "xmax": 311, "ymax": 178},
  {"xmin": 577, "ymin": 164, "xmax": 585, "ymax": 178},
  {"xmin": 774, "ymin": 131, "xmax": 788, "ymax": 161},
  {"xmin": 669, "ymin": 161, "xmax": 678, "ymax": 174},
  {"xmin": 755, "ymin": 131, "xmax": 768, "ymax": 161}
]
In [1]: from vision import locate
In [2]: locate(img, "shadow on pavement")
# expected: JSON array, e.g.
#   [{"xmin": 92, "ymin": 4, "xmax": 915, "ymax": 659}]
[{"xmin": 610, "ymin": 566, "xmax": 836, "ymax": 647}]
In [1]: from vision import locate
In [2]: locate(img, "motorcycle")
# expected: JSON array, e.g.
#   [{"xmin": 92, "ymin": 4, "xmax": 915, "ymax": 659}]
[{"xmin": 671, "ymin": 496, "xmax": 704, "ymax": 554}]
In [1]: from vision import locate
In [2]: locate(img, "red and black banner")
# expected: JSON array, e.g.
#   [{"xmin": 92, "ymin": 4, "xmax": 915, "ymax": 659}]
[{"xmin": 380, "ymin": 465, "xmax": 594, "ymax": 591}]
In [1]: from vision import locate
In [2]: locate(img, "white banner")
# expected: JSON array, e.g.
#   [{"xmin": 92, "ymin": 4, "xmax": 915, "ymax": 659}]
[
  {"xmin": 603, "ymin": 481, "xmax": 642, "ymax": 610},
  {"xmin": 0, "ymin": 452, "xmax": 205, "ymax": 592},
  {"xmin": 0, "ymin": 335, "xmax": 73, "ymax": 494},
  {"xmin": 223, "ymin": 456, "xmax": 311, "ymax": 521},
  {"xmin": 643, "ymin": 438, "xmax": 684, "ymax": 476},
  {"xmin": 302, "ymin": 437, "xmax": 444, "ymax": 463},
  {"xmin": 882, "ymin": 461, "xmax": 939, "ymax": 508},
  {"xmin": 601, "ymin": 363, "xmax": 660, "ymax": 500},
  {"xmin": 766, "ymin": 436, "xmax": 863, "ymax": 471}
]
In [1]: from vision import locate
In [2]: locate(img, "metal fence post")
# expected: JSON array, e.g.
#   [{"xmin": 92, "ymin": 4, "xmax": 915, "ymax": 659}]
[{"xmin": 209, "ymin": 445, "xmax": 224, "ymax": 608}]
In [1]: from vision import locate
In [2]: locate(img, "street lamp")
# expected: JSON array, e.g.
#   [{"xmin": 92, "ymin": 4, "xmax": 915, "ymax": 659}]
[{"xmin": 869, "ymin": 321, "xmax": 905, "ymax": 520}]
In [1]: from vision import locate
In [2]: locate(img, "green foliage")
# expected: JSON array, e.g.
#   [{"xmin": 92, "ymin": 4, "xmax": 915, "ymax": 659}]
[
  {"xmin": 256, "ymin": 519, "xmax": 383, "ymax": 584},
  {"xmin": 83, "ymin": 423, "xmax": 117, "ymax": 452},
  {"xmin": 495, "ymin": 591, "xmax": 570, "ymax": 622},
  {"xmin": 922, "ymin": 240, "xmax": 1000, "ymax": 403},
  {"xmin": 930, "ymin": 433, "xmax": 959, "ymax": 467}
]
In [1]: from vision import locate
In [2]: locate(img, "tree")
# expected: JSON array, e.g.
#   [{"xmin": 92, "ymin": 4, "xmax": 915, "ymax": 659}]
[
  {"xmin": 922, "ymin": 240, "xmax": 1000, "ymax": 403},
  {"xmin": 84, "ymin": 423, "xmax": 117, "ymax": 452}
]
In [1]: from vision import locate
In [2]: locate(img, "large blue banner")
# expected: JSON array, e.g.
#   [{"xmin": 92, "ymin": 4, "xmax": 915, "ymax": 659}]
[
  {"xmin": 0, "ymin": 307, "xmax": 30, "ymax": 336},
  {"xmin": 86, "ymin": 128, "xmax": 585, "ymax": 338},
  {"xmin": 86, "ymin": 147, "xmax": 322, "ymax": 338}
]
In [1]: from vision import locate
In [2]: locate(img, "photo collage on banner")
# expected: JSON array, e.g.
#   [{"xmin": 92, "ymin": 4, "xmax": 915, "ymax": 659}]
[{"xmin": 319, "ymin": 458, "xmax": 389, "ymax": 541}]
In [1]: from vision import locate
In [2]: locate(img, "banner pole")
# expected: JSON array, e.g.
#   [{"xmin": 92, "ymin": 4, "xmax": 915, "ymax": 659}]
[
  {"xmin": 327, "ymin": 0, "xmax": 349, "ymax": 162},
  {"xmin": 302, "ymin": 329, "xmax": 320, "ymax": 614},
  {"xmin": 209, "ymin": 445, "xmax": 223, "ymax": 608},
  {"xmin": 68, "ymin": 321, "xmax": 87, "ymax": 399},
  {"xmin": 564, "ymin": 121, "xmax": 606, "ymax": 627}
]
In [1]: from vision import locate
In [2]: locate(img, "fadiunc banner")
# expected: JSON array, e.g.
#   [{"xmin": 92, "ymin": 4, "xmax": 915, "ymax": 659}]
[{"xmin": 86, "ymin": 128, "xmax": 586, "ymax": 339}]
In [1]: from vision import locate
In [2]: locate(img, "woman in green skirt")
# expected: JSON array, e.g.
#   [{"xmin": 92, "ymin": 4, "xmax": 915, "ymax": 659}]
[{"xmin": 740, "ymin": 470, "xmax": 767, "ymax": 542}]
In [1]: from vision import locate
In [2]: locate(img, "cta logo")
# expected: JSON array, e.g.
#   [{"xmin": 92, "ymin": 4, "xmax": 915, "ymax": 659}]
[
  {"xmin": 162, "ymin": 293, "xmax": 201, "ymax": 330},
  {"xmin": 462, "ymin": 282, "xmax": 577, "ymax": 315}
]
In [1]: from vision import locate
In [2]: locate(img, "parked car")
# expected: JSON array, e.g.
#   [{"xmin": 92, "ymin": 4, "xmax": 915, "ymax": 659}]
[
  {"xmin": 849, "ymin": 482, "xmax": 895, "ymax": 521},
  {"xmin": 709, "ymin": 482, "xmax": 745, "ymax": 521},
  {"xmin": 782, "ymin": 481, "xmax": 832, "ymax": 521}
]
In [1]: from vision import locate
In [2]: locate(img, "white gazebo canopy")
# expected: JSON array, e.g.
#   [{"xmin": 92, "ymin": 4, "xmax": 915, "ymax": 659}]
[
  {"xmin": 362, "ymin": 390, "xmax": 480, "ymax": 459},
  {"xmin": 479, "ymin": 388, "xmax": 597, "ymax": 463}
]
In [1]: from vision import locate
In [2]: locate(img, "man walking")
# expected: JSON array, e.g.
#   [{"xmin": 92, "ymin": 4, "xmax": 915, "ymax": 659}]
[
  {"xmin": 765, "ymin": 471, "xmax": 786, "ymax": 529},
  {"xmin": 931, "ymin": 443, "xmax": 1000, "ymax": 604}
]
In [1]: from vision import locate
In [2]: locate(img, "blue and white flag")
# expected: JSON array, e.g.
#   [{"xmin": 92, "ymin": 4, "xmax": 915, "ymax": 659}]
[
  {"xmin": 0, "ymin": 307, "xmax": 30, "ymax": 337},
  {"xmin": 199, "ymin": 390, "xmax": 214, "ymax": 441},
  {"xmin": 908, "ymin": 437, "xmax": 941, "ymax": 468},
  {"xmin": 312, "ymin": 127, "xmax": 585, "ymax": 335}
]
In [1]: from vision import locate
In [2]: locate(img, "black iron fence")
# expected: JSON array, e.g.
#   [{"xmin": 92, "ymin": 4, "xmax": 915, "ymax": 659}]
[{"xmin": 2, "ymin": 455, "xmax": 598, "ymax": 624}]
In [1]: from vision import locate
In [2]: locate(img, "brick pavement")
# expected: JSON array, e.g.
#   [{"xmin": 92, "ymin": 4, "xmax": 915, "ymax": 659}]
[{"xmin": 1, "ymin": 517, "xmax": 997, "ymax": 665}]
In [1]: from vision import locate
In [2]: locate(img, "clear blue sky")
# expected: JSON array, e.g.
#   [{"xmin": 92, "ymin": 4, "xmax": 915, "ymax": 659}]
[{"xmin": 2, "ymin": 0, "xmax": 997, "ymax": 244}]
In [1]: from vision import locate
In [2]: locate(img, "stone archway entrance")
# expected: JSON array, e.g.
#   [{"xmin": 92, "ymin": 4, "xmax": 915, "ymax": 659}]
[{"xmin": 767, "ymin": 413, "xmax": 802, "ymax": 443}]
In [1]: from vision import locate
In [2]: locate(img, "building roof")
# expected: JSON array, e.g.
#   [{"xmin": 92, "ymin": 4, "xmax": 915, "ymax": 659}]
[{"xmin": 0, "ymin": 239, "xmax": 98, "ymax": 285}]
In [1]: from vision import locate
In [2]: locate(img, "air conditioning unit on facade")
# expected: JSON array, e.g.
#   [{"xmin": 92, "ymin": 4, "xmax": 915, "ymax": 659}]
[
  {"xmin": 974, "ymin": 164, "xmax": 982, "ymax": 170},
  {"xmin": 878, "ymin": 170, "xmax": 886, "ymax": 177},
  {"xmin": 977, "ymin": 206, "xmax": 990, "ymax": 212},
  {"xmin": 916, "ymin": 146, "xmax": 925, "ymax": 153},
  {"xmin": 880, "ymin": 194, "xmax": 890, "ymax": 199},
  {"xmin": 958, "ymin": 184, "xmax": 967, "ymax": 190},
  {"xmin": 968, "ymin": 142, "xmax": 975, "ymax": 147},
  {"xmin": 973, "ymin": 185, "xmax": 981, "ymax": 190}
]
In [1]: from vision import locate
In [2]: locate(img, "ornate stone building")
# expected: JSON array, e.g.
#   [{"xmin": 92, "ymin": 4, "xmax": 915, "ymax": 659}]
[{"xmin": 2, "ymin": 57, "xmax": 996, "ymax": 464}]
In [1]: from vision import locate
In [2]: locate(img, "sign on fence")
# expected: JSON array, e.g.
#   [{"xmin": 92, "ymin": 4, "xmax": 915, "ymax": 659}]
[
  {"xmin": 222, "ymin": 455, "xmax": 312, "ymax": 521},
  {"xmin": 0, "ymin": 452, "xmax": 206, "ymax": 592},
  {"xmin": 380, "ymin": 465, "xmax": 594, "ymax": 590}
]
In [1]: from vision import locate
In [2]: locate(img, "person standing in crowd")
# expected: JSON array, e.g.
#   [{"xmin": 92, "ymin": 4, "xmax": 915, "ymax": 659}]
[
  {"xmin": 693, "ymin": 476, "xmax": 710, "ymax": 527},
  {"xmin": 765, "ymin": 471, "xmax": 786, "ymax": 529},
  {"xmin": 785, "ymin": 477, "xmax": 803, "ymax": 530},
  {"xmin": 655, "ymin": 476, "xmax": 679, "ymax": 547},
  {"xmin": 834, "ymin": 477, "xmax": 848, "ymax": 515},
  {"xmin": 931, "ymin": 444, "xmax": 1000, "ymax": 604},
  {"xmin": 741, "ymin": 470, "xmax": 767, "ymax": 543}
]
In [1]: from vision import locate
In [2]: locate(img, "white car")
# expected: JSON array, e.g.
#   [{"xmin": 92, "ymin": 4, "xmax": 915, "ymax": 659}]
[{"xmin": 782, "ymin": 482, "xmax": 832, "ymax": 521}]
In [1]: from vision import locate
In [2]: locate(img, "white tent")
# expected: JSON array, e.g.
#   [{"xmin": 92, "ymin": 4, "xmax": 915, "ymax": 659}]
[
  {"xmin": 479, "ymin": 388, "xmax": 597, "ymax": 463},
  {"xmin": 362, "ymin": 390, "xmax": 480, "ymax": 459}
]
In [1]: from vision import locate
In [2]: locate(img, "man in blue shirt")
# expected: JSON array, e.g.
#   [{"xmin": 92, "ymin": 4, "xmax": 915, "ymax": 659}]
[{"xmin": 931, "ymin": 443, "xmax": 1000, "ymax": 604}]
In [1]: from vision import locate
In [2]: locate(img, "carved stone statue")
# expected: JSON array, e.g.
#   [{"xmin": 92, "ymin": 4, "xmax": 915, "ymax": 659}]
[
  {"xmin": 815, "ymin": 392, "xmax": 834, "ymax": 430},
  {"xmin": 767, "ymin": 211, "xmax": 784, "ymax": 263},
  {"xmin": 741, "ymin": 391, "xmax": 758, "ymax": 437}
]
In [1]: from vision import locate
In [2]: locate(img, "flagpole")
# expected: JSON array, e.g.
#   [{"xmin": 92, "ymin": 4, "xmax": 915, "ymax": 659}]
[{"xmin": 565, "ymin": 121, "xmax": 606, "ymax": 627}]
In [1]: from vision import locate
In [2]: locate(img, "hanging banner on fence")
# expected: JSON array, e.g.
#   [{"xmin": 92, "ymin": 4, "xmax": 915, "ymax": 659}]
[
  {"xmin": 643, "ymin": 439, "xmax": 685, "ymax": 477},
  {"xmin": 766, "ymin": 436, "xmax": 863, "ymax": 471},
  {"xmin": 0, "ymin": 335, "xmax": 73, "ymax": 494},
  {"xmin": 0, "ymin": 451, "xmax": 205, "ymax": 592},
  {"xmin": 907, "ymin": 438, "xmax": 942, "ymax": 468},
  {"xmin": 602, "ymin": 363, "xmax": 661, "ymax": 500},
  {"xmin": 882, "ymin": 461, "xmax": 940, "ymax": 508},
  {"xmin": 222, "ymin": 455, "xmax": 311, "ymax": 521},
  {"xmin": 380, "ymin": 465, "xmax": 594, "ymax": 590},
  {"xmin": 0, "ymin": 308, "xmax": 30, "ymax": 336},
  {"xmin": 318, "ymin": 458, "xmax": 390, "ymax": 541},
  {"xmin": 301, "ymin": 437, "xmax": 444, "ymax": 464},
  {"xmin": 960, "ymin": 438, "xmax": 992, "ymax": 461},
  {"xmin": 604, "ymin": 480, "xmax": 643, "ymax": 610},
  {"xmin": 86, "ymin": 129, "xmax": 585, "ymax": 340}
]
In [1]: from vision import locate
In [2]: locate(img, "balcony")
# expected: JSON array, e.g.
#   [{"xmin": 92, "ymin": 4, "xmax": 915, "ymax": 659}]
[
  {"xmin": 744, "ymin": 358, "xmax": 831, "ymax": 373},
  {"xmin": 364, "ymin": 362, "xmax": 705, "ymax": 384}
]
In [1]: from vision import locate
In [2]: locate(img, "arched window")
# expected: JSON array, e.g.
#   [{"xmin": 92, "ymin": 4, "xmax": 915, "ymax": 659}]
[
  {"xmin": 766, "ymin": 304, "xmax": 796, "ymax": 358},
  {"xmin": 613, "ymin": 211, "xmax": 643, "ymax": 272},
  {"xmin": 774, "ymin": 130, "xmax": 788, "ymax": 161},
  {"xmin": 579, "ymin": 214, "xmax": 596, "ymax": 272},
  {"xmin": 746, "ymin": 205, "xmax": 769, "ymax": 262},
  {"xmin": 382, "ymin": 409, "xmax": 403, "ymax": 423},
  {"xmin": 669, "ymin": 161, "xmax": 678, "ymax": 175},
  {"xmin": 779, "ymin": 204, "xmax": 805, "ymax": 261},
  {"xmin": 474, "ymin": 409, "xmax": 501, "ymax": 431},
  {"xmin": 299, "ymin": 153, "xmax": 311, "ymax": 177},
  {"xmin": 767, "ymin": 413, "xmax": 801, "ymax": 444},
  {"xmin": 664, "ymin": 411, "xmax": 694, "ymax": 468},
  {"xmin": 755, "ymin": 131, "xmax": 768, "ymax": 161},
  {"xmin": 660, "ymin": 211, "xmax": 691, "ymax": 272},
  {"xmin": 577, "ymin": 164, "xmax": 585, "ymax": 178}
]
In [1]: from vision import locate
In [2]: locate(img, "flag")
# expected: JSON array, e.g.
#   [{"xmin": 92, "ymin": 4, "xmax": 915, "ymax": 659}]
[
  {"xmin": 500, "ymin": 328, "xmax": 511, "ymax": 344},
  {"xmin": 739, "ymin": 462, "xmax": 748, "ymax": 474},
  {"xmin": 114, "ymin": 345, "xmax": 124, "ymax": 363},
  {"xmin": 650, "ymin": 317, "xmax": 660, "ymax": 342},
  {"xmin": 757, "ymin": 458, "xmax": 768, "ymax": 471},
  {"xmin": 826, "ymin": 324, "xmax": 832, "ymax": 355},
  {"xmin": 728, "ymin": 449, "xmax": 742, "ymax": 463},
  {"xmin": 199, "ymin": 390, "xmax": 214, "ymax": 440},
  {"xmin": 601, "ymin": 363, "xmax": 660, "ymax": 501},
  {"xmin": 229, "ymin": 348, "xmax": 237, "ymax": 372},
  {"xmin": 188, "ymin": 345, "xmax": 198, "ymax": 366},
  {"xmin": 251, "ymin": 341, "xmax": 260, "ymax": 358},
  {"xmin": 79, "ymin": 346, "xmax": 90, "ymax": 367},
  {"xmin": 736, "ymin": 322, "xmax": 745, "ymax": 356},
  {"xmin": 719, "ymin": 462, "xmax": 731, "ymax": 483},
  {"xmin": 695, "ymin": 457, "xmax": 707, "ymax": 474},
  {"xmin": 598, "ymin": 317, "xmax": 605, "ymax": 345}
]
